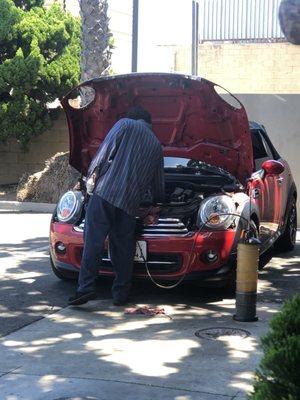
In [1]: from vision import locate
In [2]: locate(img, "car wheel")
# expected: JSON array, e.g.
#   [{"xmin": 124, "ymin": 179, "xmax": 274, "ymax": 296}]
[
  {"xmin": 50, "ymin": 254, "xmax": 78, "ymax": 281},
  {"xmin": 275, "ymin": 198, "xmax": 297, "ymax": 252}
]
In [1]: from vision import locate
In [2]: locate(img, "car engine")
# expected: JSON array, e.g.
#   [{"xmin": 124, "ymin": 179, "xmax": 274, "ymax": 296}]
[
  {"xmin": 159, "ymin": 181, "xmax": 204, "ymax": 229},
  {"xmin": 139, "ymin": 170, "xmax": 241, "ymax": 233}
]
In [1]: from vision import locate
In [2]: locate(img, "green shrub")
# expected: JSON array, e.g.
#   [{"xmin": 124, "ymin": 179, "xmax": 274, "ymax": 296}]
[
  {"xmin": 248, "ymin": 294, "xmax": 300, "ymax": 400},
  {"xmin": 0, "ymin": 0, "xmax": 80, "ymax": 148}
]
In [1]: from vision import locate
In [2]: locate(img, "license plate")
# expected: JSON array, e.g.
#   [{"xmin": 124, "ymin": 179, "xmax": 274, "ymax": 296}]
[
  {"xmin": 134, "ymin": 241, "xmax": 147, "ymax": 262},
  {"xmin": 108, "ymin": 241, "xmax": 147, "ymax": 262}
]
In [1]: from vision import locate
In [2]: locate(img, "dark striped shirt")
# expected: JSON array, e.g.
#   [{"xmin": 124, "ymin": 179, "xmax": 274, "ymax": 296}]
[{"xmin": 87, "ymin": 118, "xmax": 165, "ymax": 216}]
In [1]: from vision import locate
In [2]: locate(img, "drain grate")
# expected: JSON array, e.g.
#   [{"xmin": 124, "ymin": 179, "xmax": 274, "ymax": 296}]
[{"xmin": 195, "ymin": 327, "xmax": 251, "ymax": 340}]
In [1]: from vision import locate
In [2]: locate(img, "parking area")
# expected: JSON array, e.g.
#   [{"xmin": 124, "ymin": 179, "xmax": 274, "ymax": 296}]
[{"xmin": 0, "ymin": 211, "xmax": 299, "ymax": 399}]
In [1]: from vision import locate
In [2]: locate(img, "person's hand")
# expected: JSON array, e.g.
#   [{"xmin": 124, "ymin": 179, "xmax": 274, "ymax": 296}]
[
  {"xmin": 73, "ymin": 178, "xmax": 84, "ymax": 191},
  {"xmin": 143, "ymin": 215, "xmax": 157, "ymax": 225},
  {"xmin": 86, "ymin": 172, "xmax": 97, "ymax": 195},
  {"xmin": 143, "ymin": 206, "xmax": 160, "ymax": 225}
]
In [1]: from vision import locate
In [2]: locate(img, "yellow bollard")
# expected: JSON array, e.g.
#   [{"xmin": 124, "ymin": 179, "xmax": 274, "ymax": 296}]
[{"xmin": 233, "ymin": 241, "xmax": 260, "ymax": 322}]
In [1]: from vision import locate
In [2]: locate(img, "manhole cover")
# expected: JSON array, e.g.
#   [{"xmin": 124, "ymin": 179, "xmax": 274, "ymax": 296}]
[{"xmin": 195, "ymin": 327, "xmax": 251, "ymax": 340}]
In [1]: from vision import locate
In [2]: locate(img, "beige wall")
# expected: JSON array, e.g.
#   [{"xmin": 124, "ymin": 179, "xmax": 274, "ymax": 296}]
[
  {"xmin": 0, "ymin": 112, "xmax": 69, "ymax": 185},
  {"xmin": 175, "ymin": 42, "xmax": 300, "ymax": 94},
  {"xmin": 176, "ymin": 41, "xmax": 300, "ymax": 225}
]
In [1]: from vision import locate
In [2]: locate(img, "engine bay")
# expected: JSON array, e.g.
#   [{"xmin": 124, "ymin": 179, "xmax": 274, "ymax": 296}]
[
  {"xmin": 156, "ymin": 174, "xmax": 241, "ymax": 230},
  {"xmin": 166, "ymin": 182, "xmax": 203, "ymax": 205},
  {"xmin": 67, "ymin": 164, "xmax": 243, "ymax": 234}
]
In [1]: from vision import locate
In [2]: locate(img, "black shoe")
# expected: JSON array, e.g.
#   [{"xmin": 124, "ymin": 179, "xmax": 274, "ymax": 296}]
[
  {"xmin": 113, "ymin": 298, "xmax": 128, "ymax": 306},
  {"xmin": 68, "ymin": 291, "xmax": 97, "ymax": 306}
]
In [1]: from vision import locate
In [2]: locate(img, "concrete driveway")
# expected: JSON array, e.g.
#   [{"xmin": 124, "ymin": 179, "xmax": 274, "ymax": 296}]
[{"xmin": 0, "ymin": 211, "xmax": 299, "ymax": 400}]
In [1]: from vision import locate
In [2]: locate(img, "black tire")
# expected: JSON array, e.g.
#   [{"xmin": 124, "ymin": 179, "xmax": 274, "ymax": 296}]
[
  {"xmin": 50, "ymin": 255, "xmax": 78, "ymax": 281},
  {"xmin": 275, "ymin": 198, "xmax": 297, "ymax": 252}
]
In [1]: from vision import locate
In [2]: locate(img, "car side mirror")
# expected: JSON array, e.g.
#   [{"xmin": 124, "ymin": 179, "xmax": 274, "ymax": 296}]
[{"xmin": 262, "ymin": 160, "xmax": 285, "ymax": 176}]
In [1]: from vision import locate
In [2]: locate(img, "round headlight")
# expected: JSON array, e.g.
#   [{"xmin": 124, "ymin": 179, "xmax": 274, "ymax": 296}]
[
  {"xmin": 198, "ymin": 195, "xmax": 236, "ymax": 229},
  {"xmin": 56, "ymin": 191, "xmax": 83, "ymax": 223}
]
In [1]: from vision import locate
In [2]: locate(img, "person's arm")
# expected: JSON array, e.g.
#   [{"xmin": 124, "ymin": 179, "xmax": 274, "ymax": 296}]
[{"xmin": 151, "ymin": 150, "xmax": 165, "ymax": 204}]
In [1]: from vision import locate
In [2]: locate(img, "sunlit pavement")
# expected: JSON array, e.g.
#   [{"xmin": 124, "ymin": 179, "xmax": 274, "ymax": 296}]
[{"xmin": 0, "ymin": 213, "xmax": 299, "ymax": 400}]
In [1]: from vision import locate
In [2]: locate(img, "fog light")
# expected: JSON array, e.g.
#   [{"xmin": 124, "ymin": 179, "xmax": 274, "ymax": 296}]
[
  {"xmin": 202, "ymin": 249, "xmax": 219, "ymax": 264},
  {"xmin": 56, "ymin": 242, "xmax": 66, "ymax": 254}
]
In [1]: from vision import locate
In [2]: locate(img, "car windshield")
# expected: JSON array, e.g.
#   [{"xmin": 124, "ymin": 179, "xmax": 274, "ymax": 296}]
[{"xmin": 164, "ymin": 157, "xmax": 233, "ymax": 178}]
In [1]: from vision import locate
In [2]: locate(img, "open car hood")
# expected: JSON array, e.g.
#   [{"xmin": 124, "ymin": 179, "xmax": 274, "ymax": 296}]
[{"xmin": 61, "ymin": 73, "xmax": 253, "ymax": 182}]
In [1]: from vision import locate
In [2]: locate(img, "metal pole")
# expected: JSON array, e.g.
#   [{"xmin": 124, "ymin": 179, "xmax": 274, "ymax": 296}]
[
  {"xmin": 191, "ymin": 0, "xmax": 196, "ymax": 75},
  {"xmin": 195, "ymin": 1, "xmax": 199, "ymax": 75},
  {"xmin": 131, "ymin": 0, "xmax": 139, "ymax": 72},
  {"xmin": 191, "ymin": 1, "xmax": 199, "ymax": 75}
]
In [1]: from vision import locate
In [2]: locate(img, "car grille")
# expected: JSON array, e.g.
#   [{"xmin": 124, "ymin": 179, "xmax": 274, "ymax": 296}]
[
  {"xmin": 140, "ymin": 218, "xmax": 189, "ymax": 236},
  {"xmin": 99, "ymin": 252, "xmax": 182, "ymax": 274},
  {"xmin": 74, "ymin": 218, "xmax": 189, "ymax": 237}
]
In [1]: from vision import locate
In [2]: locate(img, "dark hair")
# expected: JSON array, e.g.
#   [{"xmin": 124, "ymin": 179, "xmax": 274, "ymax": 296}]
[{"xmin": 126, "ymin": 106, "xmax": 152, "ymax": 124}]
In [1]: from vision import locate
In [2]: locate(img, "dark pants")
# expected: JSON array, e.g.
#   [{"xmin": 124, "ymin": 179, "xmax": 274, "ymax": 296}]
[{"xmin": 77, "ymin": 194, "xmax": 136, "ymax": 301}]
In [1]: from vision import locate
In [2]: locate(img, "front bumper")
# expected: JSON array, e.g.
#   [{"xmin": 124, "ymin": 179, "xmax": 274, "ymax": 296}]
[{"xmin": 50, "ymin": 221, "xmax": 237, "ymax": 282}]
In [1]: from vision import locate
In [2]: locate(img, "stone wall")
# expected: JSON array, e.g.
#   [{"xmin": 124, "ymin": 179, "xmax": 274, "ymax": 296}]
[
  {"xmin": 0, "ymin": 111, "xmax": 69, "ymax": 185},
  {"xmin": 175, "ymin": 42, "xmax": 300, "ymax": 94}
]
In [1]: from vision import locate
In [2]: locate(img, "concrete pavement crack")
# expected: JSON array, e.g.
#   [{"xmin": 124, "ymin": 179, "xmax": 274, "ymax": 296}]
[
  {"xmin": 3, "ymin": 371, "xmax": 234, "ymax": 397},
  {"xmin": 0, "ymin": 366, "xmax": 22, "ymax": 378}
]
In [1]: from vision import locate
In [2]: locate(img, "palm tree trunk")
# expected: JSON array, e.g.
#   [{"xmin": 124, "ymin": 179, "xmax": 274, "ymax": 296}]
[{"xmin": 79, "ymin": 0, "xmax": 112, "ymax": 82}]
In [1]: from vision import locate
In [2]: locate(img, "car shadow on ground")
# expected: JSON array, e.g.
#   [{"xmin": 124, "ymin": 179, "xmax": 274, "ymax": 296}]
[
  {"xmin": 1, "ymin": 236, "xmax": 299, "ymax": 339},
  {"xmin": 1, "ymin": 238, "xmax": 299, "ymax": 398},
  {"xmin": 0, "ymin": 271, "xmax": 282, "ymax": 399},
  {"xmin": 0, "ymin": 237, "xmax": 76, "ymax": 337}
]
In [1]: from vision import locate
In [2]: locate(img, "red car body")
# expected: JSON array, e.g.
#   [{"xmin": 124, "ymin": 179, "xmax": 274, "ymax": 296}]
[{"xmin": 50, "ymin": 73, "xmax": 297, "ymax": 285}]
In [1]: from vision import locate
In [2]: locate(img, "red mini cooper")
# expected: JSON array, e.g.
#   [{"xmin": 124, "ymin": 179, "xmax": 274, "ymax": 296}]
[{"xmin": 50, "ymin": 73, "xmax": 297, "ymax": 286}]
